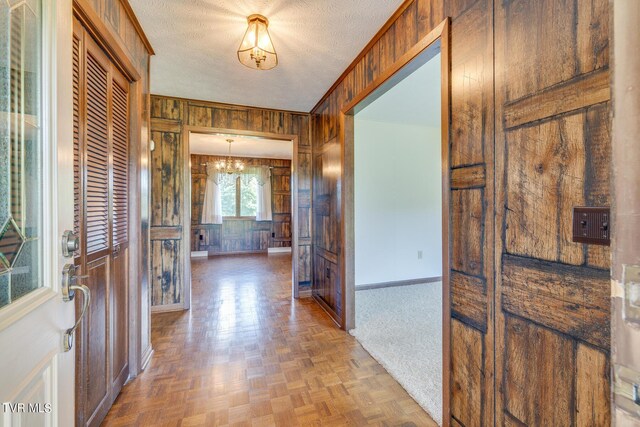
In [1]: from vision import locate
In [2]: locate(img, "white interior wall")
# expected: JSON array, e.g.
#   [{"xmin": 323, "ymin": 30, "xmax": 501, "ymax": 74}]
[
  {"xmin": 354, "ymin": 53, "xmax": 442, "ymax": 287},
  {"xmin": 354, "ymin": 120, "xmax": 441, "ymax": 286}
]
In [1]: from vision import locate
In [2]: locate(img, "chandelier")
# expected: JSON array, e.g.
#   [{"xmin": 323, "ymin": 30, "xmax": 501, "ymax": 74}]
[
  {"xmin": 215, "ymin": 139, "xmax": 245, "ymax": 176},
  {"xmin": 237, "ymin": 14, "xmax": 277, "ymax": 70}
]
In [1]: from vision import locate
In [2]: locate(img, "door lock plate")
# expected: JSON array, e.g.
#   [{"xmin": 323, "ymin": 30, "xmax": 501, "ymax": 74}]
[{"xmin": 61, "ymin": 264, "xmax": 77, "ymax": 302}]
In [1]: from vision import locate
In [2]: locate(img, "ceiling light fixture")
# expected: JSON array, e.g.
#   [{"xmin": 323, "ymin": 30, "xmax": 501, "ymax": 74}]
[
  {"xmin": 237, "ymin": 14, "xmax": 277, "ymax": 70},
  {"xmin": 215, "ymin": 139, "xmax": 245, "ymax": 176}
]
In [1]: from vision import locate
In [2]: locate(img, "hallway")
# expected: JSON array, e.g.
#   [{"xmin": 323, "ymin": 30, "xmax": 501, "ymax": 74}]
[{"xmin": 102, "ymin": 254, "xmax": 436, "ymax": 426}]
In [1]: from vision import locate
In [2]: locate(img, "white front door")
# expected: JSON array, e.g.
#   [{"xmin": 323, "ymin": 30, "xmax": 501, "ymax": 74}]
[{"xmin": 0, "ymin": 1, "xmax": 76, "ymax": 426}]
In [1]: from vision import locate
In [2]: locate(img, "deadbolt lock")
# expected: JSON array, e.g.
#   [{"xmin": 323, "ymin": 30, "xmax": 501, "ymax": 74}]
[{"xmin": 61, "ymin": 230, "xmax": 79, "ymax": 258}]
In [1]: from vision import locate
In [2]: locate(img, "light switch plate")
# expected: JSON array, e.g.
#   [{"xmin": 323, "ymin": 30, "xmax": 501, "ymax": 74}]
[{"xmin": 572, "ymin": 206, "xmax": 610, "ymax": 245}]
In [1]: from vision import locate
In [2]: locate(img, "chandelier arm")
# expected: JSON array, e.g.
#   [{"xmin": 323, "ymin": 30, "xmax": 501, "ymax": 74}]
[{"xmin": 216, "ymin": 139, "xmax": 245, "ymax": 176}]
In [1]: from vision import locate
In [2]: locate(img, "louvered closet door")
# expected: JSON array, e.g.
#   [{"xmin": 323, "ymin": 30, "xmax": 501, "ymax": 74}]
[
  {"xmin": 109, "ymin": 66, "xmax": 130, "ymax": 404},
  {"xmin": 73, "ymin": 24, "xmax": 83, "ymax": 253},
  {"xmin": 79, "ymin": 27, "xmax": 112, "ymax": 427},
  {"xmin": 72, "ymin": 17, "xmax": 130, "ymax": 427}
]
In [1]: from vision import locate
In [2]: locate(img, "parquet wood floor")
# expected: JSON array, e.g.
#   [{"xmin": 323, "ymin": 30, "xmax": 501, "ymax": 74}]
[{"xmin": 102, "ymin": 254, "xmax": 436, "ymax": 427}]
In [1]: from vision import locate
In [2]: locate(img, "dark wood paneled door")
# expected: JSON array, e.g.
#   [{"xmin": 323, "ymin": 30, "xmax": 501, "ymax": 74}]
[{"xmin": 73, "ymin": 16, "xmax": 130, "ymax": 427}]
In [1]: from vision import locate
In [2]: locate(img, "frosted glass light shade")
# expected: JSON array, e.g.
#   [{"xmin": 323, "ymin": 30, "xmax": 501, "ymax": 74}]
[{"xmin": 237, "ymin": 14, "xmax": 277, "ymax": 70}]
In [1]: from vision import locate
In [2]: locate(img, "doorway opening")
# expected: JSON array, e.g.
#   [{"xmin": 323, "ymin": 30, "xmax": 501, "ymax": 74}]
[
  {"xmin": 352, "ymin": 51, "xmax": 443, "ymax": 423},
  {"xmin": 341, "ymin": 20, "xmax": 450, "ymax": 425},
  {"xmin": 187, "ymin": 131, "xmax": 296, "ymax": 302}
]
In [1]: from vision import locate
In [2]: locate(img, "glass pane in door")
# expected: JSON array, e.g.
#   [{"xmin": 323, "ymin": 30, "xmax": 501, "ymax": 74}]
[{"xmin": 0, "ymin": 0, "xmax": 42, "ymax": 308}]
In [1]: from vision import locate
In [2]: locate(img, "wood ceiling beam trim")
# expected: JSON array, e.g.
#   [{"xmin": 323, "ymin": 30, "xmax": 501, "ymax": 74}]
[
  {"xmin": 150, "ymin": 94, "xmax": 311, "ymax": 117},
  {"xmin": 310, "ymin": 0, "xmax": 416, "ymax": 113}
]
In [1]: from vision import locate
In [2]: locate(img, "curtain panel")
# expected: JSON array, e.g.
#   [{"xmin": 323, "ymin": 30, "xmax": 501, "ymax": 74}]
[
  {"xmin": 202, "ymin": 163, "xmax": 223, "ymax": 224},
  {"xmin": 247, "ymin": 166, "xmax": 273, "ymax": 221}
]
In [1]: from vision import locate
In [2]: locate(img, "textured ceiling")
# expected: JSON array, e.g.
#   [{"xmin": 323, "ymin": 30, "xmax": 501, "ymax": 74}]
[
  {"xmin": 357, "ymin": 53, "xmax": 441, "ymax": 128},
  {"xmin": 190, "ymin": 133, "xmax": 293, "ymax": 159},
  {"xmin": 128, "ymin": 0, "xmax": 405, "ymax": 112}
]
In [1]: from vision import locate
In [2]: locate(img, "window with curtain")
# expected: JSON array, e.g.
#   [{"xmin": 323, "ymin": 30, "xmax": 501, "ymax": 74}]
[
  {"xmin": 220, "ymin": 175, "xmax": 258, "ymax": 218},
  {"xmin": 204, "ymin": 164, "xmax": 272, "ymax": 222}
]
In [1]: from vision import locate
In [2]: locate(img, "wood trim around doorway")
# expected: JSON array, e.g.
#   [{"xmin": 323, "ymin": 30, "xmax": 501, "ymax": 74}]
[{"xmin": 339, "ymin": 18, "xmax": 452, "ymax": 424}]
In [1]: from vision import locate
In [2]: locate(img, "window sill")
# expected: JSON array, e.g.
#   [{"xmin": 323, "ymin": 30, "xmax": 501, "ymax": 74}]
[{"xmin": 222, "ymin": 216, "xmax": 258, "ymax": 221}]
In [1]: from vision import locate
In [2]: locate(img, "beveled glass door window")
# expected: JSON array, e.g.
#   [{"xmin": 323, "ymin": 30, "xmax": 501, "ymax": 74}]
[{"xmin": 0, "ymin": 0, "xmax": 43, "ymax": 308}]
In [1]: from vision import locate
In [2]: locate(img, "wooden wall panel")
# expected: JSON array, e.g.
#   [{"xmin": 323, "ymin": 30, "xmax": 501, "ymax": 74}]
[
  {"xmin": 312, "ymin": 133, "xmax": 341, "ymax": 320},
  {"xmin": 504, "ymin": 315, "xmax": 574, "ymax": 425},
  {"xmin": 451, "ymin": 189, "xmax": 483, "ymax": 277},
  {"xmin": 190, "ymin": 154, "xmax": 291, "ymax": 254},
  {"xmin": 298, "ymin": 245, "xmax": 311, "ymax": 283},
  {"xmin": 313, "ymin": 143, "xmax": 340, "ymax": 255},
  {"xmin": 85, "ymin": 0, "xmax": 153, "ymax": 73},
  {"xmin": 495, "ymin": 0, "xmax": 611, "ymax": 425},
  {"xmin": 150, "ymin": 239, "xmax": 181, "ymax": 306},
  {"xmin": 576, "ymin": 343, "xmax": 611, "ymax": 425},
  {"xmin": 448, "ymin": 5, "xmax": 495, "ymax": 423},
  {"xmin": 151, "ymin": 130, "xmax": 182, "ymax": 227},
  {"xmin": 502, "ymin": 0, "xmax": 608, "ymax": 103},
  {"xmin": 451, "ymin": 319, "xmax": 483, "ymax": 427},
  {"xmin": 451, "ymin": 271, "xmax": 486, "ymax": 332},
  {"xmin": 309, "ymin": 0, "xmax": 610, "ymax": 423},
  {"xmin": 502, "ymin": 254, "xmax": 610, "ymax": 350},
  {"xmin": 505, "ymin": 113, "xmax": 586, "ymax": 265},
  {"xmin": 449, "ymin": 2, "xmax": 492, "ymax": 168},
  {"xmin": 150, "ymin": 125, "xmax": 183, "ymax": 307},
  {"xmin": 150, "ymin": 96, "xmax": 312, "ymax": 308}
]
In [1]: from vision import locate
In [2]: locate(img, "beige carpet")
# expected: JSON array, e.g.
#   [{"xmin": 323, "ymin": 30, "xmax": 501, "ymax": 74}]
[{"xmin": 350, "ymin": 283, "xmax": 443, "ymax": 425}]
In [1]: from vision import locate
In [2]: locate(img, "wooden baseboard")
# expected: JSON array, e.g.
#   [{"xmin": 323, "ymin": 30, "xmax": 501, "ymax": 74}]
[
  {"xmin": 356, "ymin": 276, "xmax": 442, "ymax": 291},
  {"xmin": 312, "ymin": 294, "xmax": 342, "ymax": 327},
  {"xmin": 206, "ymin": 250, "xmax": 267, "ymax": 256},
  {"xmin": 151, "ymin": 302, "xmax": 185, "ymax": 313},
  {"xmin": 268, "ymin": 247, "xmax": 292, "ymax": 254},
  {"xmin": 194, "ymin": 248, "xmax": 293, "ymax": 257},
  {"xmin": 298, "ymin": 288, "xmax": 312, "ymax": 298}
]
